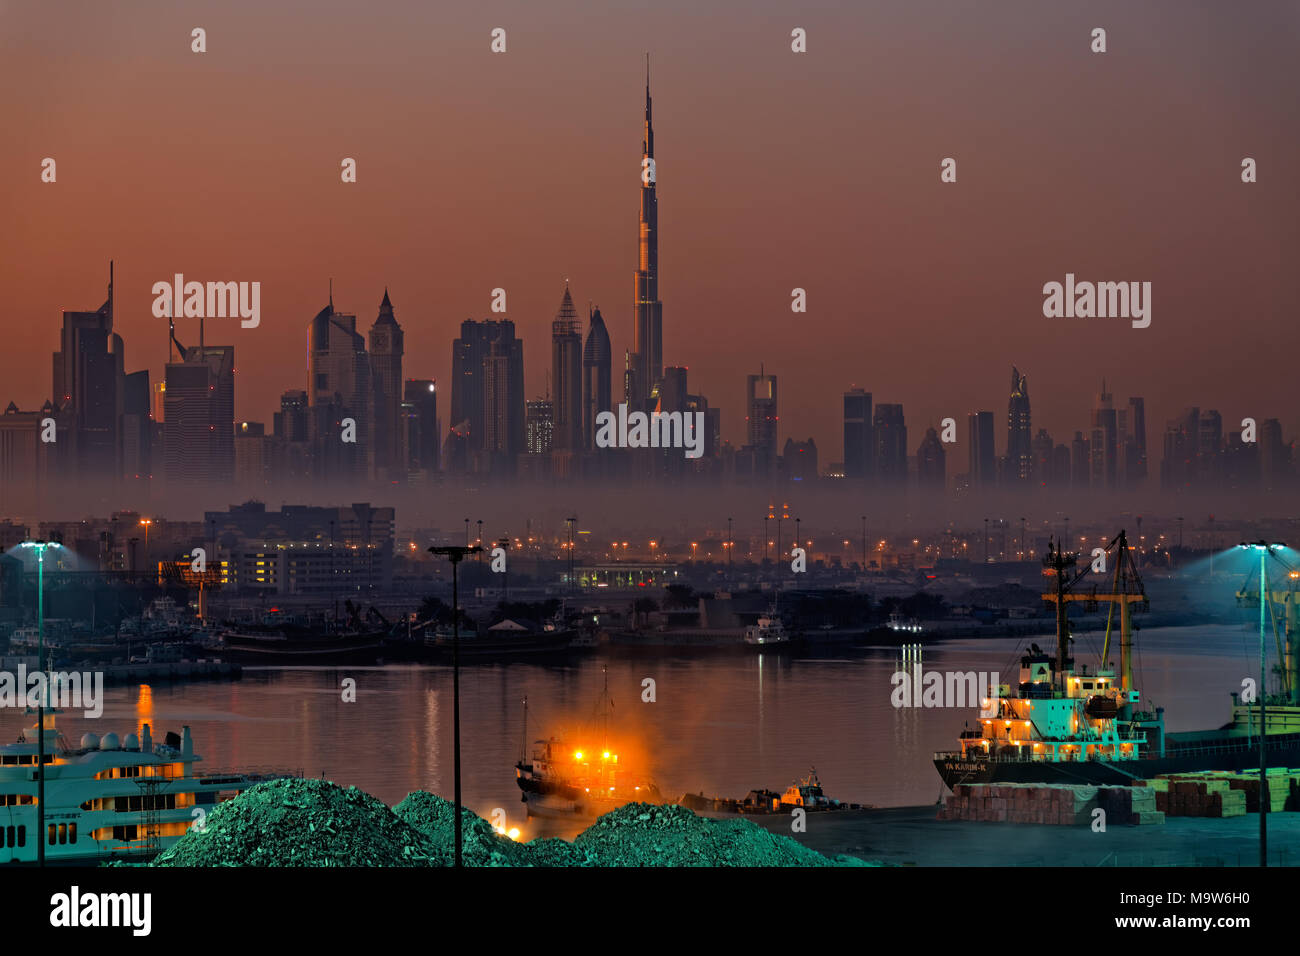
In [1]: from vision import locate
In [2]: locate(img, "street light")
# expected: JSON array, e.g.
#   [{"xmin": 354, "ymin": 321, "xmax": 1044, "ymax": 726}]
[
  {"xmin": 21, "ymin": 538, "xmax": 62, "ymax": 867},
  {"xmin": 427, "ymin": 544, "xmax": 482, "ymax": 868},
  {"xmin": 1240, "ymin": 540, "xmax": 1287, "ymax": 868}
]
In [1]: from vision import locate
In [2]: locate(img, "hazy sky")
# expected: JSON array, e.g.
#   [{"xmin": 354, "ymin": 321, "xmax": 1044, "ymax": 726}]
[{"xmin": 2, "ymin": 0, "xmax": 1297, "ymax": 460}]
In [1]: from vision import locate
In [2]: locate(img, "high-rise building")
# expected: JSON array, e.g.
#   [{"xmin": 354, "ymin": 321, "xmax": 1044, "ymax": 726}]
[
  {"xmin": 629, "ymin": 62, "xmax": 663, "ymax": 407},
  {"xmin": 481, "ymin": 333, "xmax": 525, "ymax": 470},
  {"xmin": 782, "ymin": 438, "xmax": 818, "ymax": 481},
  {"xmin": 873, "ymin": 404, "xmax": 907, "ymax": 484},
  {"xmin": 1005, "ymin": 367, "xmax": 1032, "ymax": 483},
  {"xmin": 746, "ymin": 366, "xmax": 778, "ymax": 473},
  {"xmin": 1259, "ymin": 418, "xmax": 1290, "ymax": 491},
  {"xmin": 1125, "ymin": 397, "xmax": 1147, "ymax": 485},
  {"xmin": 968, "ymin": 411, "xmax": 995, "ymax": 487},
  {"xmin": 164, "ymin": 344, "xmax": 234, "ymax": 484},
  {"xmin": 1089, "ymin": 382, "xmax": 1118, "ymax": 488},
  {"xmin": 843, "ymin": 388, "xmax": 872, "ymax": 480},
  {"xmin": 274, "ymin": 390, "xmax": 309, "ymax": 442},
  {"xmin": 1031, "ymin": 428, "xmax": 1055, "ymax": 487},
  {"xmin": 368, "ymin": 289, "xmax": 404, "ymax": 480},
  {"xmin": 1197, "ymin": 409, "xmax": 1222, "ymax": 486},
  {"xmin": 659, "ymin": 366, "xmax": 689, "ymax": 413},
  {"xmin": 1069, "ymin": 431, "xmax": 1090, "ymax": 487},
  {"xmin": 234, "ymin": 420, "xmax": 269, "ymax": 487},
  {"xmin": 1161, "ymin": 407, "xmax": 1199, "ymax": 490},
  {"xmin": 916, "ymin": 426, "xmax": 945, "ymax": 489},
  {"xmin": 308, "ymin": 296, "xmax": 372, "ymax": 478},
  {"xmin": 52, "ymin": 263, "xmax": 144, "ymax": 482},
  {"xmin": 122, "ymin": 369, "xmax": 152, "ymax": 482},
  {"xmin": 551, "ymin": 283, "xmax": 583, "ymax": 452},
  {"xmin": 451, "ymin": 319, "xmax": 524, "ymax": 464},
  {"xmin": 582, "ymin": 307, "xmax": 612, "ymax": 452},
  {"xmin": 402, "ymin": 380, "xmax": 439, "ymax": 476},
  {"xmin": 0, "ymin": 403, "xmax": 58, "ymax": 507},
  {"xmin": 525, "ymin": 399, "xmax": 553, "ymax": 456}
]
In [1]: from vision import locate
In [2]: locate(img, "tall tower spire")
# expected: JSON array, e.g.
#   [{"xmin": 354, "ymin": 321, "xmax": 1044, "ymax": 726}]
[{"xmin": 630, "ymin": 55, "xmax": 663, "ymax": 409}]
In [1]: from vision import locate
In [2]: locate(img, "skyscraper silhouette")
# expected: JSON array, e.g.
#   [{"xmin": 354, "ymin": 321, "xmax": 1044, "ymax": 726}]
[
  {"xmin": 630, "ymin": 58, "xmax": 662, "ymax": 408},
  {"xmin": 1006, "ymin": 366, "xmax": 1032, "ymax": 483},
  {"xmin": 551, "ymin": 283, "xmax": 583, "ymax": 453},
  {"xmin": 582, "ymin": 307, "xmax": 612, "ymax": 452},
  {"xmin": 368, "ymin": 289, "xmax": 404, "ymax": 481}
]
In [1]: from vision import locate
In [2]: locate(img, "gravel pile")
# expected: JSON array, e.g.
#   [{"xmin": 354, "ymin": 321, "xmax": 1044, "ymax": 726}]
[
  {"xmin": 152, "ymin": 781, "xmax": 869, "ymax": 867},
  {"xmin": 153, "ymin": 778, "xmax": 446, "ymax": 867},
  {"xmin": 573, "ymin": 802, "xmax": 868, "ymax": 867},
  {"xmin": 393, "ymin": 791, "xmax": 532, "ymax": 867}
]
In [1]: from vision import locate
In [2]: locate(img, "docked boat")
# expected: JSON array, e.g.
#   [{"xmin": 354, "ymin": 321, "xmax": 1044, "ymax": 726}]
[
  {"xmin": 423, "ymin": 617, "xmax": 576, "ymax": 661},
  {"xmin": 0, "ymin": 716, "xmax": 298, "ymax": 864},
  {"xmin": 676, "ymin": 768, "xmax": 870, "ymax": 817},
  {"xmin": 934, "ymin": 530, "xmax": 1300, "ymax": 788},
  {"xmin": 221, "ymin": 607, "xmax": 384, "ymax": 665},
  {"xmin": 744, "ymin": 607, "xmax": 791, "ymax": 646},
  {"xmin": 887, "ymin": 612, "xmax": 923, "ymax": 634}
]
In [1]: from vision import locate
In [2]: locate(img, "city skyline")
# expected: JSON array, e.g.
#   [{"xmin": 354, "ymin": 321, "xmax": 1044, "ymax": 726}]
[{"xmin": 3, "ymin": 1, "xmax": 1296, "ymax": 463}]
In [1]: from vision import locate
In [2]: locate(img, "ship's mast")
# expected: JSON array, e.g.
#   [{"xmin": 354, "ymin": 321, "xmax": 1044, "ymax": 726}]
[
  {"xmin": 1044, "ymin": 538, "xmax": 1076, "ymax": 689},
  {"xmin": 1044, "ymin": 529, "xmax": 1147, "ymax": 716},
  {"xmin": 600, "ymin": 665, "xmax": 610, "ymax": 750},
  {"xmin": 520, "ymin": 695, "xmax": 528, "ymax": 763}
]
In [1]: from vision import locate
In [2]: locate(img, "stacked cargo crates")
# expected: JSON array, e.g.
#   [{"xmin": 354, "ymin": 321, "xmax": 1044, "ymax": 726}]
[{"xmin": 938, "ymin": 783, "xmax": 1163, "ymax": 825}]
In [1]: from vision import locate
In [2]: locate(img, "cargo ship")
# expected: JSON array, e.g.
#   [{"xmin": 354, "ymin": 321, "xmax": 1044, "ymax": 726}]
[{"xmin": 934, "ymin": 530, "xmax": 1300, "ymax": 788}]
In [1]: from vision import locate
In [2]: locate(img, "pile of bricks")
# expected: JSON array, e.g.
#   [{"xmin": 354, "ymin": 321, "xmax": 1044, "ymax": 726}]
[
  {"xmin": 1136, "ymin": 769, "xmax": 1300, "ymax": 815},
  {"xmin": 938, "ymin": 783, "xmax": 1163, "ymax": 826},
  {"xmin": 1140, "ymin": 777, "xmax": 1247, "ymax": 818}
]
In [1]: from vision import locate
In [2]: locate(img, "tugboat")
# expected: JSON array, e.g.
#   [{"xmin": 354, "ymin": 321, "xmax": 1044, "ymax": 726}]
[
  {"xmin": 744, "ymin": 606, "xmax": 791, "ymax": 646},
  {"xmin": 934, "ymin": 530, "xmax": 1300, "ymax": 788},
  {"xmin": 514, "ymin": 670, "xmax": 662, "ymax": 817},
  {"xmin": 676, "ymin": 768, "xmax": 871, "ymax": 817}
]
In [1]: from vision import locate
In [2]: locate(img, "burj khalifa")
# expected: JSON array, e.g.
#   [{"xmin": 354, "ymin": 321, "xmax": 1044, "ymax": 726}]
[{"xmin": 628, "ymin": 57, "xmax": 663, "ymax": 409}]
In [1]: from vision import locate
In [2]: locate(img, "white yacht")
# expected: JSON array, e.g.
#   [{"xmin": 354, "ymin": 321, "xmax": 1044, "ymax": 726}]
[{"xmin": 0, "ymin": 715, "xmax": 297, "ymax": 864}]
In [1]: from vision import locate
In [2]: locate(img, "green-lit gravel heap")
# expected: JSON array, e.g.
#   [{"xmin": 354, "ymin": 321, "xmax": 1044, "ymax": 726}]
[
  {"xmin": 575, "ymin": 802, "xmax": 871, "ymax": 867},
  {"xmin": 153, "ymin": 778, "xmax": 448, "ymax": 867},
  {"xmin": 392, "ymin": 791, "xmax": 532, "ymax": 867},
  {"xmin": 152, "ymin": 780, "xmax": 872, "ymax": 867}
]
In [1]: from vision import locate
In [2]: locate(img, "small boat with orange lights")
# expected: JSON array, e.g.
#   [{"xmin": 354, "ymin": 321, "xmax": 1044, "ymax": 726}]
[
  {"xmin": 515, "ymin": 737, "xmax": 663, "ymax": 818},
  {"xmin": 514, "ymin": 670, "xmax": 662, "ymax": 818}
]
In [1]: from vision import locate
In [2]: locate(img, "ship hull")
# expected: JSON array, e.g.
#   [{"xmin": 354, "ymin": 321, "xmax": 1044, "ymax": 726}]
[
  {"xmin": 935, "ymin": 732, "xmax": 1300, "ymax": 789},
  {"xmin": 422, "ymin": 628, "xmax": 578, "ymax": 662},
  {"xmin": 221, "ymin": 632, "xmax": 384, "ymax": 665},
  {"xmin": 516, "ymin": 773, "xmax": 661, "ymax": 818}
]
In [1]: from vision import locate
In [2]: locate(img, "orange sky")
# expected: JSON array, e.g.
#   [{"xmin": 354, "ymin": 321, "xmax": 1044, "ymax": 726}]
[{"xmin": 2, "ymin": 0, "xmax": 1297, "ymax": 458}]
